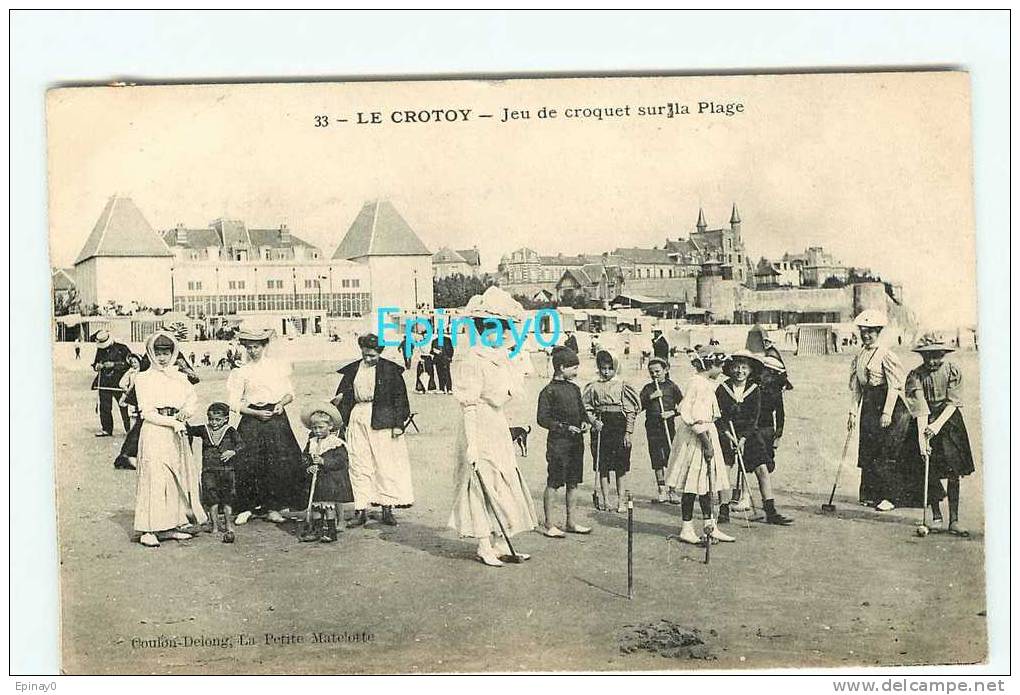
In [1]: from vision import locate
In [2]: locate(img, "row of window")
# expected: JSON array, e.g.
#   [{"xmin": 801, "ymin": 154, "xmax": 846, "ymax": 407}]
[
  {"xmin": 183, "ymin": 249, "xmax": 322, "ymax": 261},
  {"xmin": 172, "ymin": 292, "xmax": 372, "ymax": 318},
  {"xmin": 182, "ymin": 278, "xmax": 360, "ymax": 292}
]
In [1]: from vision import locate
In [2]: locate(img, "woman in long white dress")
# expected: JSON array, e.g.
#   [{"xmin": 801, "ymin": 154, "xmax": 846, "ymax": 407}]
[
  {"xmin": 133, "ymin": 332, "xmax": 206, "ymax": 547},
  {"xmin": 448, "ymin": 287, "xmax": 538, "ymax": 567}
]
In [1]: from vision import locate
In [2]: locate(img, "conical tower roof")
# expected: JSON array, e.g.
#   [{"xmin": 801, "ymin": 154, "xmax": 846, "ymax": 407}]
[
  {"xmin": 730, "ymin": 203, "xmax": 741, "ymax": 224},
  {"xmin": 74, "ymin": 195, "xmax": 173, "ymax": 264},
  {"xmin": 332, "ymin": 200, "xmax": 431, "ymax": 259},
  {"xmin": 696, "ymin": 207, "xmax": 707, "ymax": 230}
]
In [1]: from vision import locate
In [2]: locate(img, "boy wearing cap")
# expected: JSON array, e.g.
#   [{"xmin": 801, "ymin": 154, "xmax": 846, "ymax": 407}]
[
  {"xmin": 186, "ymin": 402, "xmax": 243, "ymax": 543},
  {"xmin": 536, "ymin": 346, "xmax": 593, "ymax": 537},
  {"xmin": 639, "ymin": 357, "xmax": 682, "ymax": 503},
  {"xmin": 904, "ymin": 333, "xmax": 975, "ymax": 536}
]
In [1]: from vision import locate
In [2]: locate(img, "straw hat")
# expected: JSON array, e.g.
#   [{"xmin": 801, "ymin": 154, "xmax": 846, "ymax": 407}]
[
  {"xmin": 853, "ymin": 310, "xmax": 887, "ymax": 328},
  {"xmin": 760, "ymin": 356, "xmax": 786, "ymax": 373},
  {"xmin": 236, "ymin": 328, "xmax": 274, "ymax": 343},
  {"xmin": 300, "ymin": 400, "xmax": 344, "ymax": 428},
  {"xmin": 94, "ymin": 330, "xmax": 113, "ymax": 349},
  {"xmin": 912, "ymin": 332, "xmax": 955, "ymax": 354}
]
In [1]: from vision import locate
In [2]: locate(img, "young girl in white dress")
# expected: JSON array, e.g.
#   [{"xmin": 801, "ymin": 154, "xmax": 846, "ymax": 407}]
[{"xmin": 664, "ymin": 346, "xmax": 736, "ymax": 546}]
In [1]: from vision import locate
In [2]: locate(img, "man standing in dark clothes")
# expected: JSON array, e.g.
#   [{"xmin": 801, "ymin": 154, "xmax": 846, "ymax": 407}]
[
  {"xmin": 431, "ymin": 334, "xmax": 455, "ymax": 394},
  {"xmin": 563, "ymin": 329, "xmax": 579, "ymax": 355},
  {"xmin": 651, "ymin": 328, "xmax": 670, "ymax": 362},
  {"xmin": 92, "ymin": 330, "xmax": 132, "ymax": 437}
]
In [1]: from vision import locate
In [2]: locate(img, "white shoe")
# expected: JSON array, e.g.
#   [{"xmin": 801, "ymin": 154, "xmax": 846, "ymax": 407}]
[
  {"xmin": 656, "ymin": 489, "xmax": 667, "ymax": 503},
  {"xmin": 266, "ymin": 510, "xmax": 286, "ymax": 523},
  {"xmin": 875, "ymin": 500, "xmax": 895, "ymax": 512},
  {"xmin": 731, "ymin": 497, "xmax": 752, "ymax": 512},
  {"xmin": 139, "ymin": 533, "xmax": 160, "ymax": 547},
  {"xmin": 707, "ymin": 523, "xmax": 735, "ymax": 543},
  {"xmin": 235, "ymin": 511, "xmax": 252, "ymax": 525},
  {"xmin": 678, "ymin": 521, "xmax": 702, "ymax": 545}
]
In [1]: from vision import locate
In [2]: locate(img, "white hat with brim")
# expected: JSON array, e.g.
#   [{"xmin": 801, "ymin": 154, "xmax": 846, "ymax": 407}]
[
  {"xmin": 237, "ymin": 328, "xmax": 274, "ymax": 343},
  {"xmin": 94, "ymin": 330, "xmax": 113, "ymax": 348},
  {"xmin": 300, "ymin": 401, "xmax": 343, "ymax": 429},
  {"xmin": 760, "ymin": 356, "xmax": 786, "ymax": 373},
  {"xmin": 853, "ymin": 310, "xmax": 888, "ymax": 328},
  {"xmin": 464, "ymin": 286, "xmax": 524, "ymax": 322}
]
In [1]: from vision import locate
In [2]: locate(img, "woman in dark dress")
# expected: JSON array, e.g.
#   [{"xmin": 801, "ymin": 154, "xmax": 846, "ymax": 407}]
[
  {"xmin": 227, "ymin": 329, "xmax": 304, "ymax": 525},
  {"xmin": 847, "ymin": 311, "xmax": 918, "ymax": 511}
]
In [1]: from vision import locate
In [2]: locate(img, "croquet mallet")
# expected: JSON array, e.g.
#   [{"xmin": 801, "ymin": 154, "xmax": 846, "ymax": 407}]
[
  {"xmin": 822, "ymin": 425, "xmax": 857, "ymax": 513},
  {"xmin": 473, "ymin": 466, "xmax": 525, "ymax": 563}
]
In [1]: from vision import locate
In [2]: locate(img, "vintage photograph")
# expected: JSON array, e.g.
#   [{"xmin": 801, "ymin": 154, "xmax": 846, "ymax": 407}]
[{"xmin": 46, "ymin": 72, "xmax": 983, "ymax": 673}]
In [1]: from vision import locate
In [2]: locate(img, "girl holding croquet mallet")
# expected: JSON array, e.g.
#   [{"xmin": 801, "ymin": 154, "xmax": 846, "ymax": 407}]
[
  {"xmin": 903, "ymin": 333, "xmax": 976, "ymax": 536},
  {"xmin": 664, "ymin": 346, "xmax": 735, "ymax": 546}
]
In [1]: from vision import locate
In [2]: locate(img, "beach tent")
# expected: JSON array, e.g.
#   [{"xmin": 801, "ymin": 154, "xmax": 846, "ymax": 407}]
[{"xmin": 795, "ymin": 324, "xmax": 837, "ymax": 355}]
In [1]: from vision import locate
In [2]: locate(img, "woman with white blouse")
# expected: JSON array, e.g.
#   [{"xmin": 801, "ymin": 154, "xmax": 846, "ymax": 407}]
[
  {"xmin": 847, "ymin": 310, "xmax": 915, "ymax": 511},
  {"xmin": 227, "ymin": 329, "xmax": 304, "ymax": 524}
]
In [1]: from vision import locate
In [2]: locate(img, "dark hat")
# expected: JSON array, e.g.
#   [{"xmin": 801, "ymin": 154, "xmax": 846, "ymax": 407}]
[
  {"xmin": 595, "ymin": 349, "xmax": 616, "ymax": 369},
  {"xmin": 207, "ymin": 401, "xmax": 230, "ymax": 415},
  {"xmin": 357, "ymin": 333, "xmax": 382, "ymax": 351},
  {"xmin": 152, "ymin": 334, "xmax": 175, "ymax": 350},
  {"xmin": 551, "ymin": 346, "xmax": 580, "ymax": 371}
]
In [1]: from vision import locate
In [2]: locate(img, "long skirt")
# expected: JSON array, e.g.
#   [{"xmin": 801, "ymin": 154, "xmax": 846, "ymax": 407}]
[
  {"xmin": 448, "ymin": 402, "xmax": 537, "ymax": 539},
  {"xmin": 901, "ymin": 406, "xmax": 975, "ymax": 505},
  {"xmin": 591, "ymin": 412, "xmax": 632, "ymax": 475},
  {"xmin": 857, "ymin": 384, "xmax": 918, "ymax": 506},
  {"xmin": 664, "ymin": 422, "xmax": 730, "ymax": 496},
  {"xmin": 134, "ymin": 422, "xmax": 207, "ymax": 533},
  {"xmin": 235, "ymin": 408, "xmax": 305, "ymax": 512},
  {"xmin": 346, "ymin": 402, "xmax": 414, "ymax": 509}
]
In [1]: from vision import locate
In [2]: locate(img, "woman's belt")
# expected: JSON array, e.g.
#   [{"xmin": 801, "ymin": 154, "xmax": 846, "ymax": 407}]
[
  {"xmin": 156, "ymin": 407, "xmax": 180, "ymax": 416},
  {"xmin": 249, "ymin": 403, "xmax": 279, "ymax": 411},
  {"xmin": 594, "ymin": 405, "xmax": 625, "ymax": 414},
  {"xmin": 354, "ymin": 398, "xmax": 374, "ymax": 405}
]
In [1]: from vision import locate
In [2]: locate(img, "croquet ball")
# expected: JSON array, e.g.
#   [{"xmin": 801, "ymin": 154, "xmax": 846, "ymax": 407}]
[{"xmin": 916, "ymin": 525, "xmax": 929, "ymax": 537}]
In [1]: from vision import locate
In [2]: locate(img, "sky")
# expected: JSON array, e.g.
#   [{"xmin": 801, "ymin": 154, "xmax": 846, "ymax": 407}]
[{"xmin": 47, "ymin": 72, "xmax": 978, "ymax": 327}]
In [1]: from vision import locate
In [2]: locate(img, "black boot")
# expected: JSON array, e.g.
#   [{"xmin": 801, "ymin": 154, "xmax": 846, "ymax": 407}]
[
  {"xmin": 764, "ymin": 499, "xmax": 793, "ymax": 525},
  {"xmin": 717, "ymin": 503, "xmax": 730, "ymax": 524},
  {"xmin": 321, "ymin": 518, "xmax": 338, "ymax": 543},
  {"xmin": 299, "ymin": 518, "xmax": 321, "ymax": 542},
  {"xmin": 381, "ymin": 506, "xmax": 397, "ymax": 526},
  {"xmin": 114, "ymin": 455, "xmax": 136, "ymax": 470},
  {"xmin": 349, "ymin": 509, "xmax": 368, "ymax": 527}
]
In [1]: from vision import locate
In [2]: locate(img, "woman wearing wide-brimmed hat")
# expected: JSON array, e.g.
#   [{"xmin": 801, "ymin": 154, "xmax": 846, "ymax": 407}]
[
  {"xmin": 447, "ymin": 286, "xmax": 538, "ymax": 566},
  {"xmin": 902, "ymin": 333, "xmax": 976, "ymax": 536},
  {"xmin": 332, "ymin": 333, "xmax": 414, "ymax": 527},
  {"xmin": 227, "ymin": 328, "xmax": 304, "ymax": 525},
  {"xmin": 848, "ymin": 310, "xmax": 916, "ymax": 511},
  {"xmin": 132, "ymin": 331, "xmax": 207, "ymax": 547}
]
